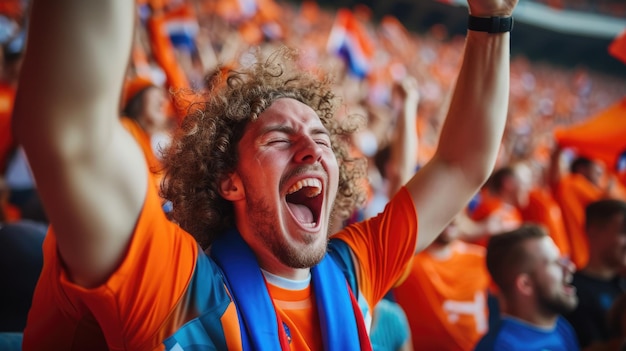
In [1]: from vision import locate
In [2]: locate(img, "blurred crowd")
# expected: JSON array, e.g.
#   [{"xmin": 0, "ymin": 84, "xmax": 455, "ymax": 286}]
[
  {"xmin": 530, "ymin": 0, "xmax": 626, "ymax": 18},
  {"xmin": 2, "ymin": 0, "xmax": 626, "ymax": 196}
]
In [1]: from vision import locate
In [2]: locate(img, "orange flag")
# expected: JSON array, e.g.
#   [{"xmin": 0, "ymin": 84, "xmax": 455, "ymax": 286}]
[
  {"xmin": 300, "ymin": 1, "xmax": 320, "ymax": 26},
  {"xmin": 0, "ymin": 0, "xmax": 22, "ymax": 19},
  {"xmin": 327, "ymin": 9, "xmax": 376, "ymax": 79},
  {"xmin": 609, "ymin": 29, "xmax": 626, "ymax": 65},
  {"xmin": 146, "ymin": 13, "xmax": 191, "ymax": 124},
  {"xmin": 554, "ymin": 97, "xmax": 626, "ymax": 170}
]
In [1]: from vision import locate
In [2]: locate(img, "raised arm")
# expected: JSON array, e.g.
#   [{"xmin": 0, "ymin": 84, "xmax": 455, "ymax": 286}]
[
  {"xmin": 408, "ymin": 0, "xmax": 517, "ymax": 252},
  {"xmin": 13, "ymin": 1, "xmax": 148, "ymax": 287},
  {"xmin": 387, "ymin": 76, "xmax": 420, "ymax": 197}
]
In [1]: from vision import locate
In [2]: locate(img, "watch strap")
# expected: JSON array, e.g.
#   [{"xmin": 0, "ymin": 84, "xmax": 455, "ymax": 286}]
[{"xmin": 468, "ymin": 15, "xmax": 513, "ymax": 33}]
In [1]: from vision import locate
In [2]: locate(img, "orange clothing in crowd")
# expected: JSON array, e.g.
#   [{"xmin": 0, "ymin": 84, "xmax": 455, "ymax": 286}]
[
  {"xmin": 470, "ymin": 193, "xmax": 523, "ymax": 247},
  {"xmin": 520, "ymin": 187, "xmax": 571, "ymax": 257},
  {"xmin": 554, "ymin": 173, "xmax": 604, "ymax": 268},
  {"xmin": 1, "ymin": 202, "xmax": 21, "ymax": 222},
  {"xmin": 394, "ymin": 240, "xmax": 490, "ymax": 351},
  {"xmin": 120, "ymin": 117, "xmax": 164, "ymax": 189},
  {"xmin": 145, "ymin": 12, "xmax": 190, "ymax": 123},
  {"xmin": 0, "ymin": 83, "xmax": 16, "ymax": 172},
  {"xmin": 0, "ymin": 0, "xmax": 23, "ymax": 19}
]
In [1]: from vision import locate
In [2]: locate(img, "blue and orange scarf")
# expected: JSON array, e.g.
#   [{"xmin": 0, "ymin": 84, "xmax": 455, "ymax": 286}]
[{"xmin": 211, "ymin": 229, "xmax": 372, "ymax": 350}]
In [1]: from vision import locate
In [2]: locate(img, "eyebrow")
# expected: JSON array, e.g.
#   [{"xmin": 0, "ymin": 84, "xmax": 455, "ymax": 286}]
[{"xmin": 259, "ymin": 124, "xmax": 330, "ymax": 137}]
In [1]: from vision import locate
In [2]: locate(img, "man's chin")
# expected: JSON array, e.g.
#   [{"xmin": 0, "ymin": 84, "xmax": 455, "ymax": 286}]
[{"xmin": 280, "ymin": 241, "xmax": 327, "ymax": 269}]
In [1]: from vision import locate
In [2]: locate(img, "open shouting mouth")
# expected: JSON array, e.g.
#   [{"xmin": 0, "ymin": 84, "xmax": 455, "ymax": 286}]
[{"xmin": 286, "ymin": 178, "xmax": 323, "ymax": 229}]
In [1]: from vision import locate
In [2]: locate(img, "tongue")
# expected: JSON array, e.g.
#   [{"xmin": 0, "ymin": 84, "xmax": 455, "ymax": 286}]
[{"xmin": 287, "ymin": 203, "xmax": 314, "ymax": 224}]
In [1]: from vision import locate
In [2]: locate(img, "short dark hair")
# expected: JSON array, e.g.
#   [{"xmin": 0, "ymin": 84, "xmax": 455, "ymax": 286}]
[
  {"xmin": 570, "ymin": 157, "xmax": 593, "ymax": 174},
  {"xmin": 486, "ymin": 224, "xmax": 547, "ymax": 295},
  {"xmin": 585, "ymin": 199, "xmax": 626, "ymax": 233},
  {"xmin": 486, "ymin": 166, "xmax": 514, "ymax": 193},
  {"xmin": 122, "ymin": 87, "xmax": 152, "ymax": 120}
]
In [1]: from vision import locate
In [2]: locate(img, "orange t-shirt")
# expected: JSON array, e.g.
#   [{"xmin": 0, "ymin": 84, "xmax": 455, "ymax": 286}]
[
  {"xmin": 266, "ymin": 282, "xmax": 324, "ymax": 350},
  {"xmin": 555, "ymin": 173, "xmax": 603, "ymax": 268},
  {"xmin": 23, "ymin": 178, "xmax": 199, "ymax": 351},
  {"xmin": 520, "ymin": 187, "xmax": 571, "ymax": 257},
  {"xmin": 1, "ymin": 202, "xmax": 21, "ymax": 222},
  {"xmin": 0, "ymin": 83, "xmax": 16, "ymax": 173},
  {"xmin": 470, "ymin": 193, "xmax": 523, "ymax": 247},
  {"xmin": 23, "ymin": 172, "xmax": 418, "ymax": 350},
  {"xmin": 120, "ymin": 117, "xmax": 164, "ymax": 190},
  {"xmin": 394, "ymin": 241, "xmax": 490, "ymax": 351},
  {"xmin": 0, "ymin": 0, "xmax": 22, "ymax": 19}
]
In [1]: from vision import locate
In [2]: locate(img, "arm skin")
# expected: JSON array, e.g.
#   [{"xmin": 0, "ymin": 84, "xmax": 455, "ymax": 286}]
[
  {"xmin": 13, "ymin": 1, "xmax": 147, "ymax": 288},
  {"xmin": 387, "ymin": 76, "xmax": 419, "ymax": 198},
  {"xmin": 407, "ymin": 0, "xmax": 517, "ymax": 252}
]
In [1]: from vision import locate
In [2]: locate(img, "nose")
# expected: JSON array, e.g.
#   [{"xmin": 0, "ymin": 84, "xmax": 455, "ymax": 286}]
[
  {"xmin": 559, "ymin": 257, "xmax": 576, "ymax": 273},
  {"xmin": 294, "ymin": 136, "xmax": 323, "ymax": 164}
]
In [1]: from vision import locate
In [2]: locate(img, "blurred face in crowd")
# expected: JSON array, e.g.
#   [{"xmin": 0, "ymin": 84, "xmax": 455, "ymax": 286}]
[
  {"xmin": 228, "ymin": 98, "xmax": 339, "ymax": 271},
  {"xmin": 526, "ymin": 236, "xmax": 578, "ymax": 315},
  {"xmin": 435, "ymin": 219, "xmax": 460, "ymax": 245},
  {"xmin": 596, "ymin": 212, "xmax": 626, "ymax": 270},
  {"xmin": 580, "ymin": 162, "xmax": 604, "ymax": 186},
  {"xmin": 512, "ymin": 164, "xmax": 532, "ymax": 208},
  {"xmin": 140, "ymin": 86, "xmax": 169, "ymax": 133}
]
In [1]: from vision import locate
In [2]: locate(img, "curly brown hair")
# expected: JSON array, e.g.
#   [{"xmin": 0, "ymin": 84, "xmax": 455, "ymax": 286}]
[{"xmin": 161, "ymin": 47, "xmax": 367, "ymax": 248}]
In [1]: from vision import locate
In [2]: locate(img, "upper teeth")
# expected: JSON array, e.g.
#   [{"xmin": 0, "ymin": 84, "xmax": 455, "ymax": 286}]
[{"xmin": 287, "ymin": 178, "xmax": 322, "ymax": 197}]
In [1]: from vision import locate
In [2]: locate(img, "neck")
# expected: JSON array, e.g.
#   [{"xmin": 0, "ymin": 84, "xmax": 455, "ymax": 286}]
[
  {"xmin": 238, "ymin": 226, "xmax": 312, "ymax": 281},
  {"xmin": 257, "ymin": 256, "xmax": 312, "ymax": 281},
  {"xmin": 426, "ymin": 241, "xmax": 453, "ymax": 260}
]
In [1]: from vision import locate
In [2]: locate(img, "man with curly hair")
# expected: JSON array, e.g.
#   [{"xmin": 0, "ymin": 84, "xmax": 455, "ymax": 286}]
[{"xmin": 14, "ymin": 0, "xmax": 517, "ymax": 349}]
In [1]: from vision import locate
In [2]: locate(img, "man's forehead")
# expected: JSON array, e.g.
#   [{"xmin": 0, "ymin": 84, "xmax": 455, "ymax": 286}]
[
  {"xmin": 254, "ymin": 99, "xmax": 324, "ymax": 129},
  {"xmin": 526, "ymin": 236, "xmax": 559, "ymax": 261},
  {"xmin": 264, "ymin": 98, "xmax": 318, "ymax": 115},
  {"xmin": 596, "ymin": 212, "xmax": 626, "ymax": 233}
]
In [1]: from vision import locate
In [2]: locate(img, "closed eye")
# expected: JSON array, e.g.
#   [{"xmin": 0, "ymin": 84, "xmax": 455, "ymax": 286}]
[
  {"xmin": 315, "ymin": 139, "xmax": 331, "ymax": 147},
  {"xmin": 267, "ymin": 138, "xmax": 291, "ymax": 146}
]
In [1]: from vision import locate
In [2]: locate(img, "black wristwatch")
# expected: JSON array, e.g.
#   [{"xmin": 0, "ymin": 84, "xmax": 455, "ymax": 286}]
[{"xmin": 467, "ymin": 15, "xmax": 514, "ymax": 33}]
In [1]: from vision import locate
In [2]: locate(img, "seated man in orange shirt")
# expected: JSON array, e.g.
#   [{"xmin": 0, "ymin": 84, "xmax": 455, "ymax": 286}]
[
  {"xmin": 394, "ymin": 217, "xmax": 491, "ymax": 351},
  {"xmin": 555, "ymin": 155, "xmax": 610, "ymax": 268},
  {"xmin": 120, "ymin": 76, "xmax": 172, "ymax": 189},
  {"xmin": 519, "ymin": 151, "xmax": 571, "ymax": 259}
]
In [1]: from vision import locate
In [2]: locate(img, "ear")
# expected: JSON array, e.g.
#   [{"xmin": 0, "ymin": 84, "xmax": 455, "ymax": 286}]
[
  {"xmin": 219, "ymin": 173, "xmax": 244, "ymax": 201},
  {"xmin": 515, "ymin": 273, "xmax": 534, "ymax": 296}
]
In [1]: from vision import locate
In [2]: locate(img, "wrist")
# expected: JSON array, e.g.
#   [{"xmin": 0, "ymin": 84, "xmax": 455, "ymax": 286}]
[{"xmin": 467, "ymin": 15, "xmax": 514, "ymax": 33}]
